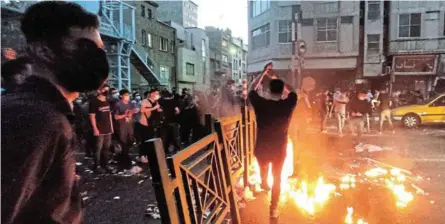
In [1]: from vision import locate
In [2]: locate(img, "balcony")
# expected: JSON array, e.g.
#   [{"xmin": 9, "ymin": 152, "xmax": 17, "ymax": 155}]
[{"xmin": 389, "ymin": 38, "xmax": 445, "ymax": 55}]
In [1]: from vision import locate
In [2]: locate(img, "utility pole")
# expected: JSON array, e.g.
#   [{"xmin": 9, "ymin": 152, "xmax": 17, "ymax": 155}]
[
  {"xmin": 291, "ymin": 13, "xmax": 298, "ymax": 88},
  {"xmin": 291, "ymin": 10, "xmax": 306, "ymax": 90}
]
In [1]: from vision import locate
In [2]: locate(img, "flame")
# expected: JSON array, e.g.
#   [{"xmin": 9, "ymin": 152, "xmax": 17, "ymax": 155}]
[
  {"xmin": 248, "ymin": 138, "xmax": 336, "ymax": 215},
  {"xmin": 345, "ymin": 207, "xmax": 368, "ymax": 224},
  {"xmin": 340, "ymin": 174, "xmax": 356, "ymax": 190},
  {"xmin": 364, "ymin": 167, "xmax": 414, "ymax": 208}
]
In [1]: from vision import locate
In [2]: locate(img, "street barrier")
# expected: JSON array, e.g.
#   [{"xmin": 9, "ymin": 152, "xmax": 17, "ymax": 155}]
[{"xmin": 144, "ymin": 105, "xmax": 256, "ymax": 224}]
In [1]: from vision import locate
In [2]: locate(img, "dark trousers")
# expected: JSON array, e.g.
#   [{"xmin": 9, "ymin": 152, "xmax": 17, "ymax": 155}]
[
  {"xmin": 117, "ymin": 124, "xmax": 134, "ymax": 169},
  {"xmin": 256, "ymin": 153, "xmax": 285, "ymax": 210},
  {"xmin": 160, "ymin": 123, "xmax": 181, "ymax": 154},
  {"xmin": 93, "ymin": 134, "xmax": 112, "ymax": 169},
  {"xmin": 137, "ymin": 123, "xmax": 156, "ymax": 157}
]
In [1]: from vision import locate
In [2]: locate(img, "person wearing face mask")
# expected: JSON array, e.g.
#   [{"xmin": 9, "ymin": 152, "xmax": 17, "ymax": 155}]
[
  {"xmin": 138, "ymin": 89, "xmax": 163, "ymax": 163},
  {"xmin": 88, "ymin": 85, "xmax": 114, "ymax": 174},
  {"xmin": 1, "ymin": 56, "xmax": 33, "ymax": 95},
  {"xmin": 1, "ymin": 2, "xmax": 109, "ymax": 224},
  {"xmin": 113, "ymin": 89, "xmax": 139, "ymax": 170}
]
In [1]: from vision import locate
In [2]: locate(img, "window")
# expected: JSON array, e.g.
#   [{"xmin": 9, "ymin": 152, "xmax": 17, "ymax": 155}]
[
  {"xmin": 398, "ymin": 13, "xmax": 421, "ymax": 38},
  {"xmin": 367, "ymin": 34, "xmax": 380, "ymax": 54},
  {"xmin": 222, "ymin": 54, "xmax": 228, "ymax": 63},
  {"xmin": 147, "ymin": 8, "xmax": 152, "ymax": 19},
  {"xmin": 316, "ymin": 18, "xmax": 337, "ymax": 41},
  {"xmin": 160, "ymin": 66, "xmax": 169, "ymax": 81},
  {"xmin": 315, "ymin": 1, "xmax": 338, "ymax": 13},
  {"xmin": 432, "ymin": 96, "xmax": 445, "ymax": 107},
  {"xmin": 251, "ymin": 23, "xmax": 270, "ymax": 49},
  {"xmin": 170, "ymin": 40, "xmax": 175, "ymax": 53},
  {"xmin": 186, "ymin": 63, "xmax": 195, "ymax": 76},
  {"xmin": 147, "ymin": 33, "xmax": 152, "ymax": 47},
  {"xmin": 141, "ymin": 5, "xmax": 145, "ymax": 17},
  {"xmin": 251, "ymin": 0, "xmax": 270, "ymax": 17},
  {"xmin": 141, "ymin": 29, "xmax": 147, "ymax": 45},
  {"xmin": 201, "ymin": 39, "xmax": 206, "ymax": 61},
  {"xmin": 159, "ymin": 37, "xmax": 169, "ymax": 51},
  {"xmin": 278, "ymin": 20, "xmax": 294, "ymax": 43},
  {"xmin": 367, "ymin": 1, "xmax": 380, "ymax": 20}
]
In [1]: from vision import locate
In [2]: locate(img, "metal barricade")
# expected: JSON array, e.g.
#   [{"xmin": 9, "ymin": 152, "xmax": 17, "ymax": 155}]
[{"xmin": 143, "ymin": 133, "xmax": 240, "ymax": 224}]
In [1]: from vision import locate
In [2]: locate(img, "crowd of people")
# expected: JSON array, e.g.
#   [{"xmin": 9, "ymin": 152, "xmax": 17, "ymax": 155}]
[
  {"xmin": 72, "ymin": 85, "xmax": 218, "ymax": 173},
  {"xmin": 2, "ymin": 1, "xmax": 437, "ymax": 223},
  {"xmin": 312, "ymin": 87, "xmax": 396, "ymax": 136}
]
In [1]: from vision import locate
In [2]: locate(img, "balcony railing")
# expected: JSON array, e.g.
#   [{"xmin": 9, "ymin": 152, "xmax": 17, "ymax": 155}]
[{"xmin": 133, "ymin": 41, "xmax": 156, "ymax": 71}]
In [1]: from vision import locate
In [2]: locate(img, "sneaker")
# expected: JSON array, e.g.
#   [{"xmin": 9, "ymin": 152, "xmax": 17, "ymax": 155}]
[
  {"xmin": 260, "ymin": 183, "xmax": 271, "ymax": 192},
  {"xmin": 270, "ymin": 208, "xmax": 279, "ymax": 219}
]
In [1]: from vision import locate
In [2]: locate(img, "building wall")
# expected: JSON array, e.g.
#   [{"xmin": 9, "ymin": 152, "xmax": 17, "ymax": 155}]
[
  {"xmin": 156, "ymin": 1, "xmax": 183, "ymax": 25},
  {"xmin": 176, "ymin": 27, "xmax": 210, "ymax": 91},
  {"xmin": 389, "ymin": 1, "xmax": 445, "ymax": 55},
  {"xmin": 183, "ymin": 0, "xmax": 198, "ymax": 28},
  {"xmin": 363, "ymin": 0, "xmax": 385, "ymax": 77},
  {"xmin": 247, "ymin": 1, "xmax": 360, "ymax": 73},
  {"xmin": 132, "ymin": 1, "xmax": 176, "ymax": 88}
]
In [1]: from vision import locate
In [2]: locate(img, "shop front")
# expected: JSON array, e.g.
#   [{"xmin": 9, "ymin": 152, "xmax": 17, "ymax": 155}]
[{"xmin": 391, "ymin": 54, "xmax": 438, "ymax": 97}]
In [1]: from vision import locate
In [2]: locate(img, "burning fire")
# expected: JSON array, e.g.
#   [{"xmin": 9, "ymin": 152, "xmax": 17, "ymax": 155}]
[
  {"xmin": 245, "ymin": 137, "xmax": 419, "ymax": 220},
  {"xmin": 364, "ymin": 167, "xmax": 414, "ymax": 208},
  {"xmin": 249, "ymin": 138, "xmax": 336, "ymax": 215},
  {"xmin": 345, "ymin": 207, "xmax": 368, "ymax": 224}
]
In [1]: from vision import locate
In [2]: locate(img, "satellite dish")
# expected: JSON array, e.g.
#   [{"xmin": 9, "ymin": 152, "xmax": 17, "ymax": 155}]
[{"xmin": 72, "ymin": 1, "xmax": 101, "ymax": 15}]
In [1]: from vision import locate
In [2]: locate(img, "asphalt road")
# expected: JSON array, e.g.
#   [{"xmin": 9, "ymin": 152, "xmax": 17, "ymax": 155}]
[{"xmin": 77, "ymin": 125, "xmax": 445, "ymax": 224}]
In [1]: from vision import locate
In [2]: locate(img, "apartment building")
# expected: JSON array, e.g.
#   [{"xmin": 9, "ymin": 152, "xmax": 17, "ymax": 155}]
[
  {"xmin": 157, "ymin": 0, "xmax": 198, "ymax": 28},
  {"xmin": 230, "ymin": 37, "xmax": 248, "ymax": 84},
  {"xmin": 248, "ymin": 1, "xmax": 361, "ymax": 88},
  {"xmin": 132, "ymin": 1, "xmax": 176, "ymax": 89},
  {"xmin": 168, "ymin": 21, "xmax": 210, "ymax": 91},
  {"xmin": 388, "ymin": 1, "xmax": 445, "ymax": 95},
  {"xmin": 205, "ymin": 27, "xmax": 233, "ymax": 88}
]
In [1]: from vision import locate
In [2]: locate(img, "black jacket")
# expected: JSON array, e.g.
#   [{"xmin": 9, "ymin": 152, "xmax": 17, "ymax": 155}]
[{"xmin": 1, "ymin": 76, "xmax": 83, "ymax": 224}]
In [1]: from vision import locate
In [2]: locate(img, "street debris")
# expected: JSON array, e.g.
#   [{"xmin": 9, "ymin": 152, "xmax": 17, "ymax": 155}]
[
  {"xmin": 146, "ymin": 203, "xmax": 161, "ymax": 219},
  {"xmin": 354, "ymin": 143, "xmax": 392, "ymax": 153},
  {"xmin": 113, "ymin": 196, "xmax": 120, "ymax": 200},
  {"xmin": 138, "ymin": 180, "xmax": 145, "ymax": 184},
  {"xmin": 82, "ymin": 196, "xmax": 90, "ymax": 201}
]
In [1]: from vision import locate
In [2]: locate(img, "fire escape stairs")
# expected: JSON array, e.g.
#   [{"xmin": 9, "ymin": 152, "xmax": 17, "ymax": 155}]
[{"xmin": 130, "ymin": 43, "xmax": 161, "ymax": 85}]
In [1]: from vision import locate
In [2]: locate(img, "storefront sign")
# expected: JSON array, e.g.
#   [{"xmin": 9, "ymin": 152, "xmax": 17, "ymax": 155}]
[{"xmin": 392, "ymin": 55, "xmax": 438, "ymax": 75}]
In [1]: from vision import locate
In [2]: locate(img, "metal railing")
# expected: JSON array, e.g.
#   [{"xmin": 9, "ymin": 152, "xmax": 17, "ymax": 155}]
[{"xmin": 143, "ymin": 105, "xmax": 257, "ymax": 224}]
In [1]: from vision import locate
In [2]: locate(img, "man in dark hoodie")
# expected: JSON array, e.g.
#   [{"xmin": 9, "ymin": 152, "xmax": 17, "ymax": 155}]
[{"xmin": 1, "ymin": 2, "xmax": 109, "ymax": 224}]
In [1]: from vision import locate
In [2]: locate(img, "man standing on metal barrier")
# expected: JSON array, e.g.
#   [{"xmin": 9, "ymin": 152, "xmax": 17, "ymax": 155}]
[{"xmin": 248, "ymin": 64, "xmax": 298, "ymax": 219}]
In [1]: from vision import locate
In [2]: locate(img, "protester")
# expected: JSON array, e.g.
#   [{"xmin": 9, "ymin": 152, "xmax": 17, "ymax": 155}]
[
  {"xmin": 89, "ymin": 85, "xmax": 114, "ymax": 173},
  {"xmin": 114, "ymin": 89, "xmax": 138, "ymax": 169},
  {"xmin": 1, "ymin": 56, "xmax": 32, "ymax": 94},
  {"xmin": 333, "ymin": 88, "xmax": 349, "ymax": 136},
  {"xmin": 248, "ymin": 65, "xmax": 297, "ymax": 218},
  {"xmin": 2, "ymin": 2, "xmax": 108, "ymax": 223},
  {"xmin": 159, "ymin": 89, "xmax": 182, "ymax": 154},
  {"xmin": 316, "ymin": 89, "xmax": 330, "ymax": 133},
  {"xmin": 180, "ymin": 91, "xmax": 201, "ymax": 146},
  {"xmin": 376, "ymin": 87, "xmax": 395, "ymax": 134},
  {"xmin": 138, "ymin": 89, "xmax": 162, "ymax": 162},
  {"xmin": 349, "ymin": 91, "xmax": 373, "ymax": 136}
]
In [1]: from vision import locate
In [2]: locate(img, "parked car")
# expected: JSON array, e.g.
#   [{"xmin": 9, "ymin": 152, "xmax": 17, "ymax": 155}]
[{"xmin": 392, "ymin": 93, "xmax": 445, "ymax": 128}]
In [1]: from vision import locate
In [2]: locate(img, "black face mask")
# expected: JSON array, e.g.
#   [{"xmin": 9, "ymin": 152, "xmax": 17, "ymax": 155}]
[{"xmin": 54, "ymin": 38, "xmax": 109, "ymax": 92}]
